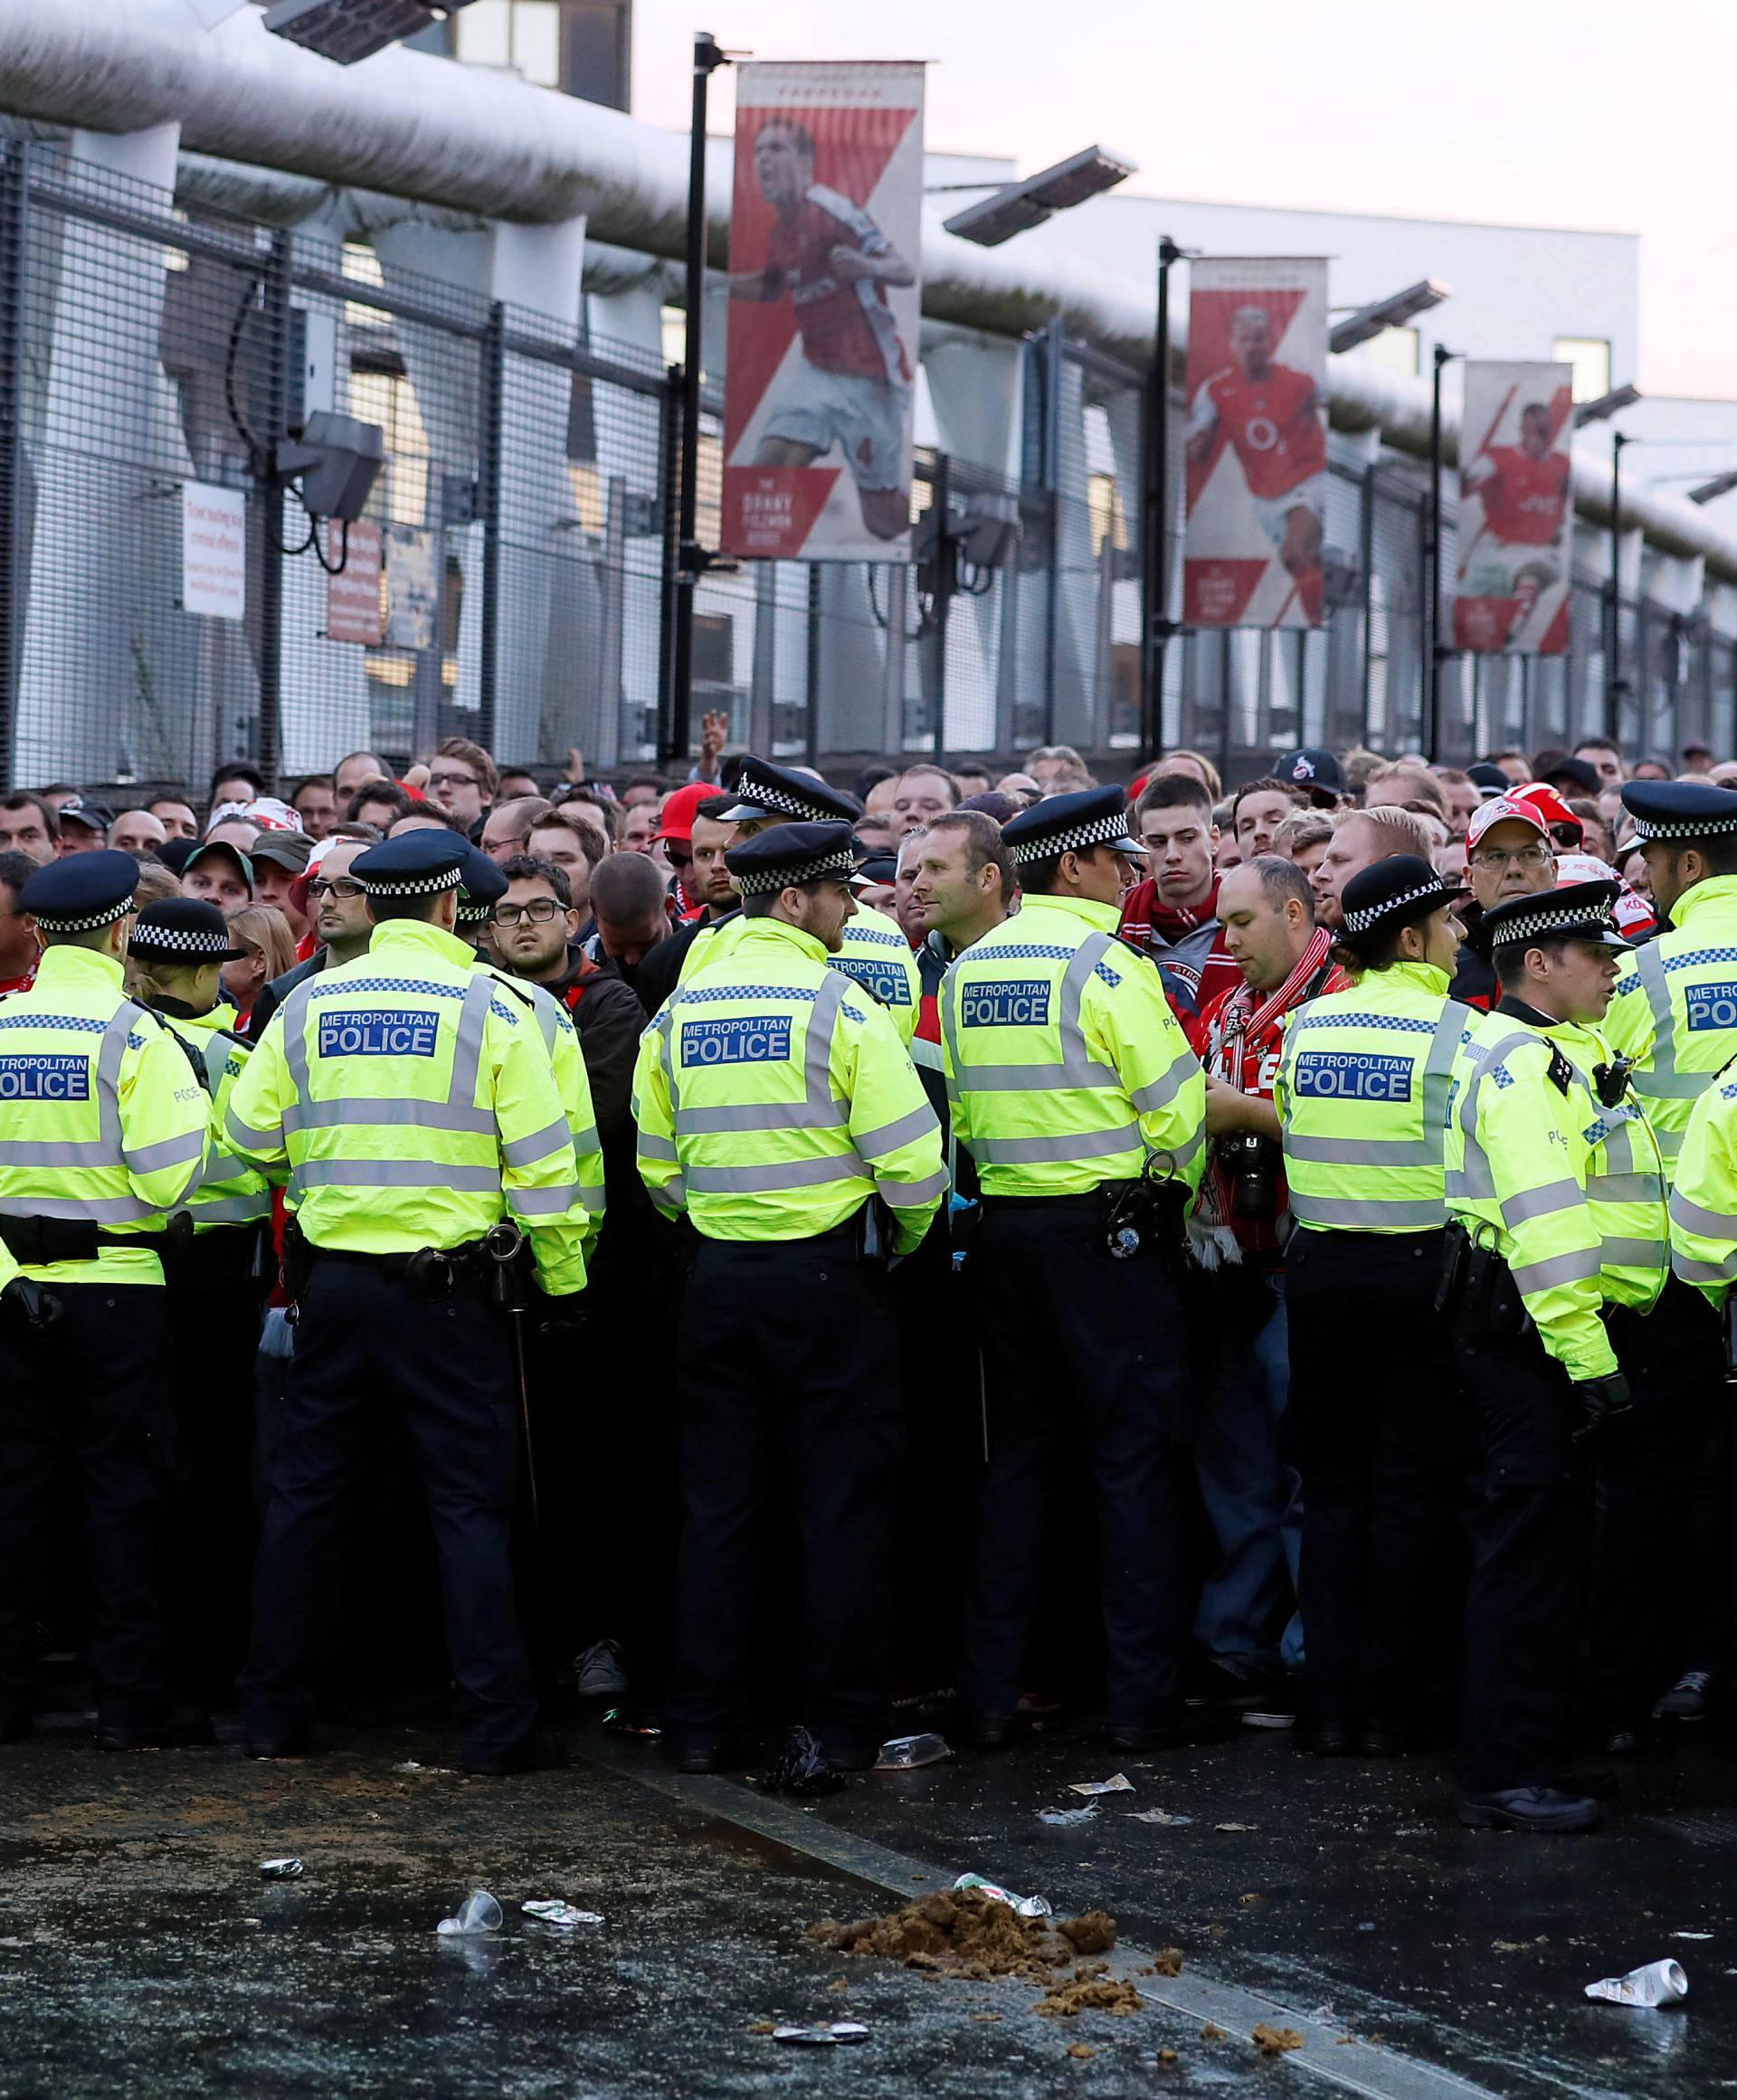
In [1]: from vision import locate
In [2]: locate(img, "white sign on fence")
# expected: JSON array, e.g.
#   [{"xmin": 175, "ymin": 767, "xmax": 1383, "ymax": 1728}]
[{"xmin": 181, "ymin": 482, "xmax": 247, "ymax": 621}]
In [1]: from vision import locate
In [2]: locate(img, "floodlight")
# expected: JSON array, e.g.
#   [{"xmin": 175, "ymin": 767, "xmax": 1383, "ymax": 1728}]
[
  {"xmin": 1329, "ymin": 278, "xmax": 1451, "ymax": 355},
  {"xmin": 943, "ymin": 147, "xmax": 1137, "ymax": 247},
  {"xmin": 1573, "ymin": 383, "xmax": 1643, "ymax": 427},
  {"xmin": 275, "ymin": 413, "xmax": 386, "ymax": 523},
  {"xmin": 1690, "ymin": 468, "xmax": 1737, "ymax": 505},
  {"xmin": 263, "ymin": 0, "xmax": 479, "ymax": 66}
]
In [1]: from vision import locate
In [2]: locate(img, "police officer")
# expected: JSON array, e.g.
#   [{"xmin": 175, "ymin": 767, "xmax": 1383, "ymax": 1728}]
[
  {"xmin": 124, "ymin": 898, "xmax": 275, "ymax": 1704},
  {"xmin": 1275, "ymin": 857, "xmax": 1475, "ymax": 1754},
  {"xmin": 0, "ymin": 851, "xmax": 212, "ymax": 1750},
  {"xmin": 224, "ymin": 831, "xmax": 590, "ymax": 1772},
  {"xmin": 633, "ymin": 822, "xmax": 946, "ymax": 1773},
  {"xmin": 942, "ymin": 787, "xmax": 1207, "ymax": 1753},
  {"xmin": 1444, "ymin": 880, "xmax": 1668, "ymax": 1832},
  {"xmin": 679, "ymin": 756, "xmax": 923, "ymax": 1041},
  {"xmin": 1592, "ymin": 779, "xmax": 1737, "ymax": 1741}
]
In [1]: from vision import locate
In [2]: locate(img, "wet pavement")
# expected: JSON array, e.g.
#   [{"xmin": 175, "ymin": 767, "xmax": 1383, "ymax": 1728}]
[{"xmin": 0, "ymin": 1699, "xmax": 1732, "ymax": 2097}]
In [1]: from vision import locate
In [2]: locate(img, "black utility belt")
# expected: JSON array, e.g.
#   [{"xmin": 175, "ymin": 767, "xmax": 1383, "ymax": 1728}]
[
  {"xmin": 0, "ymin": 1213, "xmax": 187, "ymax": 1265},
  {"xmin": 308, "ymin": 1239, "xmax": 491, "ymax": 1300}
]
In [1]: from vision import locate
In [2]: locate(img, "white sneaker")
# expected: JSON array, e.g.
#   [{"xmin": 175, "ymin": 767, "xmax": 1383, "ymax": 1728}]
[{"xmin": 574, "ymin": 1639, "xmax": 627, "ymax": 1699}]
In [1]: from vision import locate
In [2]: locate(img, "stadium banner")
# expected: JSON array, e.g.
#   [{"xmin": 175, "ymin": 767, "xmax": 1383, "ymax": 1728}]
[
  {"xmin": 1182, "ymin": 258, "xmax": 1329, "ymax": 629},
  {"xmin": 721, "ymin": 61, "xmax": 925, "ymax": 563},
  {"xmin": 1452, "ymin": 361, "xmax": 1574, "ymax": 654}
]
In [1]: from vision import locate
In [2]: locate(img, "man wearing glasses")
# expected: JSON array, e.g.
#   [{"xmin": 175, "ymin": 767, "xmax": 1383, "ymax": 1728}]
[
  {"xmin": 245, "ymin": 833, "xmax": 377, "ymax": 1040},
  {"xmin": 424, "ymin": 737, "xmax": 498, "ymax": 841},
  {"xmin": 1450, "ymin": 797, "xmax": 1556, "ymax": 1012}
]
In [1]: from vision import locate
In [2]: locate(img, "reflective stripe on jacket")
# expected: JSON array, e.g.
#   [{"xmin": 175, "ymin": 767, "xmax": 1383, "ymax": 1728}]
[
  {"xmin": 1445, "ymin": 1004, "xmax": 1668, "ymax": 1380},
  {"xmin": 633, "ymin": 915, "xmax": 945, "ymax": 1250},
  {"xmin": 1274, "ymin": 961, "xmax": 1473, "ymax": 1232},
  {"xmin": 940, "ymin": 894, "xmax": 1205, "ymax": 1200},
  {"xmin": 163, "ymin": 1007, "xmax": 273, "ymax": 1231},
  {"xmin": 678, "ymin": 900, "xmax": 922, "ymax": 1046},
  {"xmin": 224, "ymin": 918, "xmax": 588, "ymax": 1296},
  {"xmin": 1668, "ymin": 1060, "xmax": 1737, "ymax": 1306},
  {"xmin": 1602, "ymin": 873, "xmax": 1737, "ymax": 1172}
]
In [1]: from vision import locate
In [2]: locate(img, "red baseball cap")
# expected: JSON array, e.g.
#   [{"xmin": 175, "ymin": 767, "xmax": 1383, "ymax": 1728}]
[
  {"xmin": 1466, "ymin": 794, "xmax": 1550, "ymax": 851},
  {"xmin": 1507, "ymin": 781, "xmax": 1582, "ymax": 839},
  {"xmin": 655, "ymin": 780, "xmax": 716, "ymax": 846}
]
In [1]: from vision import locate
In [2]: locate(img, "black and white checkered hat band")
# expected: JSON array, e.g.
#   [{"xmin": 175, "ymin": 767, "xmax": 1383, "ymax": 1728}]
[
  {"xmin": 1629, "ymin": 812, "xmax": 1737, "ymax": 841},
  {"xmin": 456, "ymin": 898, "xmax": 493, "ymax": 922},
  {"xmin": 37, "ymin": 897, "xmax": 134, "ymax": 933},
  {"xmin": 1492, "ymin": 900, "xmax": 1614, "ymax": 945},
  {"xmin": 362, "ymin": 868, "xmax": 465, "ymax": 898},
  {"xmin": 130, "ymin": 926, "xmax": 231, "ymax": 956},
  {"xmin": 735, "ymin": 846, "xmax": 859, "ymax": 896},
  {"xmin": 1012, "ymin": 807, "xmax": 1134, "ymax": 864},
  {"xmin": 736, "ymin": 780, "xmax": 823, "ymax": 820},
  {"xmin": 1343, "ymin": 879, "xmax": 1448, "ymax": 936}
]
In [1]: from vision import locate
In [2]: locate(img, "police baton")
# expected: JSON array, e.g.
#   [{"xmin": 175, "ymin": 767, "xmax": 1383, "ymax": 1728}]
[{"xmin": 484, "ymin": 1221, "xmax": 539, "ymax": 1529}]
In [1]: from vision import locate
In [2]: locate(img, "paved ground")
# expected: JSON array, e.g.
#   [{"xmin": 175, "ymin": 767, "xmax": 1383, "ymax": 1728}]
[{"xmin": 1, "ymin": 1699, "xmax": 1732, "ymax": 2098}]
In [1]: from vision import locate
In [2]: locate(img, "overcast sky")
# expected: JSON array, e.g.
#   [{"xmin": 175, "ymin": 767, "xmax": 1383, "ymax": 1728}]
[{"xmin": 631, "ymin": 0, "xmax": 1734, "ymax": 400}]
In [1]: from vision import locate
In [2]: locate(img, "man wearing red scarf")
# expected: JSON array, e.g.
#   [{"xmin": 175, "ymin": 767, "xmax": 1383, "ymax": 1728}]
[
  {"xmin": 1119, "ymin": 775, "xmax": 1241, "ymax": 1025},
  {"xmin": 1186, "ymin": 856, "xmax": 1334, "ymax": 1709}
]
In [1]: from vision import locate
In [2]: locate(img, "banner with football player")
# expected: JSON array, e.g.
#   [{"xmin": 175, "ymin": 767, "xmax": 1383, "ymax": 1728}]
[
  {"xmin": 1182, "ymin": 258, "xmax": 1329, "ymax": 629},
  {"xmin": 721, "ymin": 61, "xmax": 925, "ymax": 563},
  {"xmin": 1452, "ymin": 361, "xmax": 1574, "ymax": 653}
]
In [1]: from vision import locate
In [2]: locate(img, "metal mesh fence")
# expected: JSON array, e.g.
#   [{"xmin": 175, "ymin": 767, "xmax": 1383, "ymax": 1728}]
[{"xmin": 4, "ymin": 137, "xmax": 1735, "ymax": 801}]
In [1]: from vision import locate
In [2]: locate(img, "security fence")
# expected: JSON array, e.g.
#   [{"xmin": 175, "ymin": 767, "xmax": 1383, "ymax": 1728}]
[{"xmin": 2, "ymin": 138, "xmax": 1733, "ymax": 801}]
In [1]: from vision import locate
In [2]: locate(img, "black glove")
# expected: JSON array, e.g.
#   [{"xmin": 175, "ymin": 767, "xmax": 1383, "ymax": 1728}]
[
  {"xmin": 536, "ymin": 1290, "xmax": 588, "ymax": 1336},
  {"xmin": 1571, "ymin": 1371, "xmax": 1632, "ymax": 1442},
  {"xmin": 1, "ymin": 1278, "xmax": 62, "ymax": 1334}
]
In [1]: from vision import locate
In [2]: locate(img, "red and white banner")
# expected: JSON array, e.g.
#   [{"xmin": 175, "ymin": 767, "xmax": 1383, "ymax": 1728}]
[
  {"xmin": 1182, "ymin": 259, "xmax": 1329, "ymax": 629},
  {"xmin": 721, "ymin": 61, "xmax": 925, "ymax": 563},
  {"xmin": 1452, "ymin": 361, "xmax": 1573, "ymax": 654}
]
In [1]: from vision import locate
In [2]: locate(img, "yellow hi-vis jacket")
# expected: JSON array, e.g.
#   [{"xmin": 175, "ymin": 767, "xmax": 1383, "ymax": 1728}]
[
  {"xmin": 633, "ymin": 915, "xmax": 946, "ymax": 1251},
  {"xmin": 1666, "ymin": 1060, "xmax": 1737, "ymax": 1307},
  {"xmin": 677, "ymin": 901, "xmax": 922, "ymax": 1046},
  {"xmin": 479, "ymin": 964, "xmax": 606, "ymax": 1257},
  {"xmin": 0, "ymin": 944, "xmax": 211, "ymax": 1286},
  {"xmin": 159, "ymin": 1007, "xmax": 274, "ymax": 1233},
  {"xmin": 1444, "ymin": 1002, "xmax": 1668, "ymax": 1381},
  {"xmin": 1602, "ymin": 872, "xmax": 1737, "ymax": 1174},
  {"xmin": 1274, "ymin": 960, "xmax": 1475, "ymax": 1232},
  {"xmin": 940, "ymin": 894, "xmax": 1206, "ymax": 1200},
  {"xmin": 225, "ymin": 919, "xmax": 588, "ymax": 1296}
]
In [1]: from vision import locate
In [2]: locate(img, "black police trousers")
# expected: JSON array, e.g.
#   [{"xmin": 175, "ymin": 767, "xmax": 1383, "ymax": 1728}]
[
  {"xmin": 1456, "ymin": 1311, "xmax": 1598, "ymax": 1793},
  {"xmin": 668, "ymin": 1225, "xmax": 903, "ymax": 1754},
  {"xmin": 242, "ymin": 1257, "xmax": 537, "ymax": 1763},
  {"xmin": 964, "ymin": 1194, "xmax": 1191, "ymax": 1730},
  {"xmin": 1286, "ymin": 1227, "xmax": 1473, "ymax": 1733},
  {"xmin": 0, "ymin": 1281, "xmax": 176, "ymax": 1730},
  {"xmin": 1587, "ymin": 1277, "xmax": 1726, "ymax": 1728}
]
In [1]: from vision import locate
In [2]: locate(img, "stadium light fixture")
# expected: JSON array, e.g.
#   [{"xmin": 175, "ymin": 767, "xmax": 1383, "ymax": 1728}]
[
  {"xmin": 1328, "ymin": 278, "xmax": 1451, "ymax": 356},
  {"xmin": 943, "ymin": 147, "xmax": 1138, "ymax": 247},
  {"xmin": 262, "ymin": 0, "xmax": 479, "ymax": 66},
  {"xmin": 1574, "ymin": 382, "xmax": 1643, "ymax": 427},
  {"xmin": 1690, "ymin": 468, "xmax": 1737, "ymax": 505}
]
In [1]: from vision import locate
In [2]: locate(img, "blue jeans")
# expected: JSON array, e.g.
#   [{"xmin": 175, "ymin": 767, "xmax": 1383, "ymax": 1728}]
[{"xmin": 1191, "ymin": 1269, "xmax": 1303, "ymax": 1678}]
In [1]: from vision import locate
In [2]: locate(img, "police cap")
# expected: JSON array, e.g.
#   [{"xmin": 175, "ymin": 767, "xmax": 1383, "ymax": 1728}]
[
  {"xmin": 20, "ymin": 848, "xmax": 139, "ymax": 934},
  {"xmin": 351, "ymin": 830, "xmax": 470, "ymax": 898},
  {"xmin": 128, "ymin": 897, "xmax": 249, "ymax": 964},
  {"xmin": 725, "ymin": 819, "xmax": 859, "ymax": 897},
  {"xmin": 714, "ymin": 755, "xmax": 861, "ymax": 825},
  {"xmin": 1338, "ymin": 856, "xmax": 1464, "ymax": 952},
  {"xmin": 1619, "ymin": 778, "xmax": 1737, "ymax": 844},
  {"xmin": 1001, "ymin": 785, "xmax": 1142, "ymax": 867},
  {"xmin": 1484, "ymin": 878, "xmax": 1630, "ymax": 953},
  {"xmin": 457, "ymin": 844, "xmax": 509, "ymax": 926}
]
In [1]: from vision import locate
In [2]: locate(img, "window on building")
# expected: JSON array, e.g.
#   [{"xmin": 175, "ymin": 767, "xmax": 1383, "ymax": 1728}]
[
  {"xmin": 1553, "ymin": 336, "xmax": 1611, "ymax": 402},
  {"xmin": 1362, "ymin": 325, "xmax": 1419, "ymax": 378},
  {"xmin": 454, "ymin": 0, "xmax": 563, "ymax": 89}
]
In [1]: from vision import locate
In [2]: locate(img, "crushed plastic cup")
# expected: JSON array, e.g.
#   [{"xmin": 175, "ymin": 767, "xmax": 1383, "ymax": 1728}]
[
  {"xmin": 1068, "ymin": 1772, "xmax": 1134, "ymax": 1797},
  {"xmin": 1585, "ymin": 1959, "xmax": 1688, "ymax": 2008},
  {"xmin": 259, "ymin": 1857, "xmax": 304, "ymax": 1879},
  {"xmin": 953, "ymin": 1873, "xmax": 1051, "ymax": 1920},
  {"xmin": 522, "ymin": 1900, "xmax": 603, "ymax": 1928},
  {"xmin": 875, "ymin": 1733, "xmax": 953, "ymax": 1770},
  {"xmin": 1038, "ymin": 1802, "xmax": 1098, "ymax": 1826},
  {"xmin": 772, "ymin": 2022, "xmax": 869, "ymax": 2045},
  {"xmin": 436, "ymin": 1889, "xmax": 503, "ymax": 1936}
]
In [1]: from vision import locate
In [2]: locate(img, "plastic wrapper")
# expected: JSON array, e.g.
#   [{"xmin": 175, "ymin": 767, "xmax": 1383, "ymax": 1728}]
[
  {"xmin": 1068, "ymin": 1772, "xmax": 1134, "ymax": 1796},
  {"xmin": 259, "ymin": 1857, "xmax": 303, "ymax": 1879},
  {"xmin": 773, "ymin": 2022, "xmax": 869, "ymax": 2045},
  {"xmin": 1585, "ymin": 1959, "xmax": 1688, "ymax": 2008},
  {"xmin": 1038, "ymin": 1802, "xmax": 1098, "ymax": 1826},
  {"xmin": 875, "ymin": 1733, "xmax": 952, "ymax": 1770},
  {"xmin": 952, "ymin": 1873, "xmax": 1051, "ymax": 1920},
  {"xmin": 523, "ymin": 1900, "xmax": 603, "ymax": 1928}
]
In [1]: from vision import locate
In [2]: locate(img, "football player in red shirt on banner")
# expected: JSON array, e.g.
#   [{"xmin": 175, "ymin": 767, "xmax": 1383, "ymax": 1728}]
[
  {"xmin": 732, "ymin": 117, "xmax": 916, "ymax": 543},
  {"xmin": 1460, "ymin": 401, "xmax": 1570, "ymax": 638},
  {"xmin": 1186, "ymin": 304, "xmax": 1328, "ymax": 622}
]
